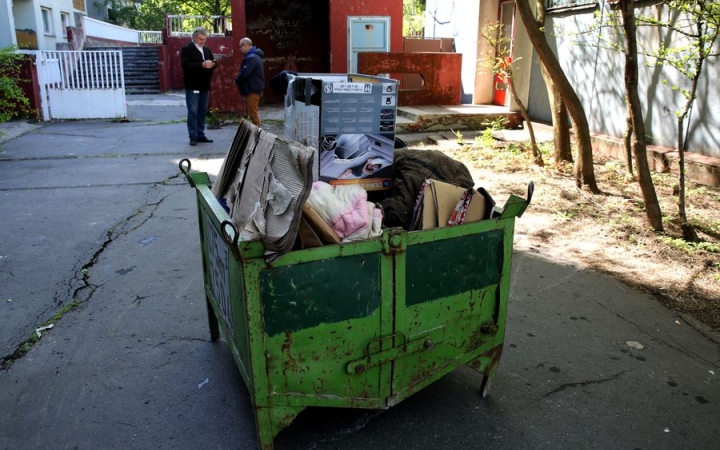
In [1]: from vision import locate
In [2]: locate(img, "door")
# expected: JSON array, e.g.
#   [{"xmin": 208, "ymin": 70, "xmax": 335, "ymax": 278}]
[
  {"xmin": 347, "ymin": 16, "xmax": 390, "ymax": 73},
  {"xmin": 493, "ymin": 1, "xmax": 516, "ymax": 106},
  {"xmin": 390, "ymin": 221, "xmax": 512, "ymax": 405}
]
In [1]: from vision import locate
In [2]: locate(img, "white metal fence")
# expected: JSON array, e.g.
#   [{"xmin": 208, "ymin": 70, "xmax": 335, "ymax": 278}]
[
  {"xmin": 139, "ymin": 31, "xmax": 163, "ymax": 44},
  {"xmin": 36, "ymin": 50, "xmax": 127, "ymax": 121}
]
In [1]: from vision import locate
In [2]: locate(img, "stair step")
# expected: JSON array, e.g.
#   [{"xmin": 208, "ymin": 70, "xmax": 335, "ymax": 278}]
[{"xmin": 83, "ymin": 46, "xmax": 161, "ymax": 94}]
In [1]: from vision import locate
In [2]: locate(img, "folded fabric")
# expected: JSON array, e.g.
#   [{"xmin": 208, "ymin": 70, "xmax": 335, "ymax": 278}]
[{"xmin": 305, "ymin": 181, "xmax": 382, "ymax": 242}]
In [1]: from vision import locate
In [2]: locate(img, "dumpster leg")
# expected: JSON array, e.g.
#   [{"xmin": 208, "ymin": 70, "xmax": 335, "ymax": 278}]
[
  {"xmin": 255, "ymin": 405, "xmax": 305, "ymax": 450},
  {"xmin": 206, "ymin": 297, "xmax": 220, "ymax": 342},
  {"xmin": 466, "ymin": 344, "xmax": 504, "ymax": 398}
]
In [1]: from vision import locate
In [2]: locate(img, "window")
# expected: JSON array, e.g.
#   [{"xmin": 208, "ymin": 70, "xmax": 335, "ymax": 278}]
[
  {"xmin": 545, "ymin": 0, "xmax": 596, "ymax": 10},
  {"xmin": 41, "ymin": 7, "xmax": 53, "ymax": 35},
  {"xmin": 61, "ymin": 12, "xmax": 70, "ymax": 33}
]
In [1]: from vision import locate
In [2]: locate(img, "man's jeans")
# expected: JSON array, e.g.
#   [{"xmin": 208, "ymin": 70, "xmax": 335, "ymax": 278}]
[{"xmin": 186, "ymin": 90, "xmax": 210, "ymax": 139}]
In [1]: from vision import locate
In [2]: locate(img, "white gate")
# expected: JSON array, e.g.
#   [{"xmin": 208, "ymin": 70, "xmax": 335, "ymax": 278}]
[{"xmin": 35, "ymin": 50, "xmax": 127, "ymax": 121}]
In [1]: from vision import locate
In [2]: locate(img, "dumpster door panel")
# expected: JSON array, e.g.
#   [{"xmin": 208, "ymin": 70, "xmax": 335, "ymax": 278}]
[
  {"xmin": 260, "ymin": 255, "xmax": 383, "ymax": 335},
  {"xmin": 405, "ymin": 229, "xmax": 504, "ymax": 306},
  {"xmin": 262, "ymin": 248, "xmax": 394, "ymax": 407},
  {"xmin": 200, "ymin": 202, "xmax": 255, "ymax": 393},
  {"xmin": 391, "ymin": 221, "xmax": 512, "ymax": 403}
]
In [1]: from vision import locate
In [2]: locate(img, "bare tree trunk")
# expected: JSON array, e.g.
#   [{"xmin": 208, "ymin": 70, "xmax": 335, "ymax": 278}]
[
  {"xmin": 619, "ymin": 0, "xmax": 663, "ymax": 231},
  {"xmin": 676, "ymin": 117, "xmax": 697, "ymax": 241},
  {"xmin": 544, "ymin": 66, "xmax": 573, "ymax": 163},
  {"xmin": 674, "ymin": 22, "xmax": 704, "ymax": 242},
  {"xmin": 516, "ymin": 0, "xmax": 599, "ymax": 192},
  {"xmin": 508, "ymin": 74, "xmax": 544, "ymax": 166},
  {"xmin": 623, "ymin": 99, "xmax": 634, "ymax": 178},
  {"xmin": 535, "ymin": 1, "xmax": 572, "ymax": 164}
]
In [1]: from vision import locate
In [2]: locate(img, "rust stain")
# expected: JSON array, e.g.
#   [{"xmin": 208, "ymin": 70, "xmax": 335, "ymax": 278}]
[
  {"xmin": 281, "ymin": 330, "xmax": 300, "ymax": 373},
  {"xmin": 404, "ymin": 358, "xmax": 444, "ymax": 391},
  {"xmin": 468, "ymin": 344, "xmax": 504, "ymax": 374}
]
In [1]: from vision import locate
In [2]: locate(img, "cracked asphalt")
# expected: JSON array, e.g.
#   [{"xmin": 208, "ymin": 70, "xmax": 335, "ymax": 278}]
[{"xmin": 1, "ymin": 93, "xmax": 719, "ymax": 449}]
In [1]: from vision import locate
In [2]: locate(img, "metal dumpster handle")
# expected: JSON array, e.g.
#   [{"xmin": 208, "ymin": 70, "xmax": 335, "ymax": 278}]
[
  {"xmin": 498, "ymin": 180, "xmax": 534, "ymax": 219},
  {"xmin": 526, "ymin": 181, "xmax": 534, "ymax": 205},
  {"xmin": 221, "ymin": 220, "xmax": 239, "ymax": 247},
  {"xmin": 179, "ymin": 158, "xmax": 191, "ymax": 174},
  {"xmin": 346, "ymin": 327, "xmax": 445, "ymax": 375},
  {"xmin": 178, "ymin": 158, "xmax": 197, "ymax": 188}
]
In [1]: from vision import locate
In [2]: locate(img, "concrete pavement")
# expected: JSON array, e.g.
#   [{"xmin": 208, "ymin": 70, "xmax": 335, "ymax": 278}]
[{"xmin": 0, "ymin": 93, "xmax": 718, "ymax": 449}]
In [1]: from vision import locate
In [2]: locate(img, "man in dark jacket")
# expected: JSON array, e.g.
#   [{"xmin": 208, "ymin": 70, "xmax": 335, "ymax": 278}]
[
  {"xmin": 181, "ymin": 27, "xmax": 216, "ymax": 146},
  {"xmin": 234, "ymin": 37, "xmax": 265, "ymax": 126}
]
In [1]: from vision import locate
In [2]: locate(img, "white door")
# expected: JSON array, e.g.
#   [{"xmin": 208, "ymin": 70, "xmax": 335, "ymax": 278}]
[
  {"xmin": 347, "ymin": 16, "xmax": 390, "ymax": 73},
  {"xmin": 35, "ymin": 50, "xmax": 127, "ymax": 121}
]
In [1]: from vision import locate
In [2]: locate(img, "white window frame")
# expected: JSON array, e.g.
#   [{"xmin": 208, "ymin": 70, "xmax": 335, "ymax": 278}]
[
  {"xmin": 61, "ymin": 12, "xmax": 70, "ymax": 34},
  {"xmin": 41, "ymin": 7, "xmax": 53, "ymax": 35}
]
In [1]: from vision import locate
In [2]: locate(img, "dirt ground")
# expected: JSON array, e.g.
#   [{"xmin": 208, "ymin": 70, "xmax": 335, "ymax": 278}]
[{"xmin": 414, "ymin": 136, "xmax": 720, "ymax": 332}]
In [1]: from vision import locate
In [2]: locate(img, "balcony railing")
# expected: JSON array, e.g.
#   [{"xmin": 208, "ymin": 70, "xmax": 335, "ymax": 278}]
[
  {"xmin": 139, "ymin": 31, "xmax": 162, "ymax": 44},
  {"xmin": 16, "ymin": 29, "xmax": 38, "ymax": 50},
  {"xmin": 166, "ymin": 15, "xmax": 232, "ymax": 37}
]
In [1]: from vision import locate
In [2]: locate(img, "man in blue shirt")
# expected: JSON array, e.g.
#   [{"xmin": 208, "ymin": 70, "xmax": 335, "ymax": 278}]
[{"xmin": 234, "ymin": 37, "xmax": 265, "ymax": 127}]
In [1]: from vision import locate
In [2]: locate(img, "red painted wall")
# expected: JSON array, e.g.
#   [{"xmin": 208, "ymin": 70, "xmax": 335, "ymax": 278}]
[
  {"xmin": 160, "ymin": 0, "xmax": 402, "ymax": 113},
  {"xmin": 19, "ymin": 55, "xmax": 42, "ymax": 121},
  {"xmin": 165, "ymin": 35, "xmax": 235, "ymax": 91},
  {"xmin": 329, "ymin": 0, "xmax": 403, "ymax": 73},
  {"xmin": 245, "ymin": 0, "xmax": 330, "ymax": 104},
  {"xmin": 358, "ymin": 52, "xmax": 463, "ymax": 106},
  {"xmin": 163, "ymin": 2, "xmax": 245, "ymax": 113},
  {"xmin": 164, "ymin": 0, "xmax": 331, "ymax": 112}
]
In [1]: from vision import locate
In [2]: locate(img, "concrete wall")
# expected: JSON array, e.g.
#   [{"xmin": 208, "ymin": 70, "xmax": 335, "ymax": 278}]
[
  {"xmin": 36, "ymin": 0, "xmax": 77, "ymax": 49},
  {"xmin": 529, "ymin": 4, "xmax": 720, "ymax": 158},
  {"xmin": 423, "ymin": 0, "xmax": 523, "ymax": 107},
  {"xmin": 13, "ymin": 1, "xmax": 37, "ymax": 37},
  {"xmin": 1, "ymin": 0, "xmax": 17, "ymax": 47},
  {"xmin": 424, "ymin": 0, "xmax": 481, "ymax": 104},
  {"xmin": 9, "ymin": 0, "xmax": 78, "ymax": 50},
  {"xmin": 84, "ymin": 16, "xmax": 137, "ymax": 43}
]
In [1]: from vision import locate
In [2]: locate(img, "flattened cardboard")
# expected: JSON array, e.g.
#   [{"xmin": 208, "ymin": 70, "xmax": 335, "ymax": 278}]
[
  {"xmin": 414, "ymin": 179, "xmax": 490, "ymax": 230},
  {"xmin": 298, "ymin": 217, "xmax": 323, "ymax": 248},
  {"xmin": 302, "ymin": 203, "xmax": 341, "ymax": 244}
]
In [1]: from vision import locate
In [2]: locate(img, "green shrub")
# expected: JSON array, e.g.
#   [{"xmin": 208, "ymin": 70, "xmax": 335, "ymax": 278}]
[{"xmin": 0, "ymin": 46, "xmax": 32, "ymax": 123}]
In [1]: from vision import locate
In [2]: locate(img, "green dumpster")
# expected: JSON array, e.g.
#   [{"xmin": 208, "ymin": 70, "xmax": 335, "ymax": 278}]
[{"xmin": 180, "ymin": 159, "xmax": 532, "ymax": 449}]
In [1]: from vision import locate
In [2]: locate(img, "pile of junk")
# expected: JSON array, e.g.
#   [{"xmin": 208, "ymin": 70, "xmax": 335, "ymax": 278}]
[{"xmin": 207, "ymin": 120, "xmax": 498, "ymax": 261}]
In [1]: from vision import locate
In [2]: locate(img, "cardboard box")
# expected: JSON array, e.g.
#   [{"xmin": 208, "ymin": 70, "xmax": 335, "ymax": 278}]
[
  {"xmin": 284, "ymin": 73, "xmax": 399, "ymax": 191},
  {"xmin": 410, "ymin": 179, "xmax": 494, "ymax": 230}
]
